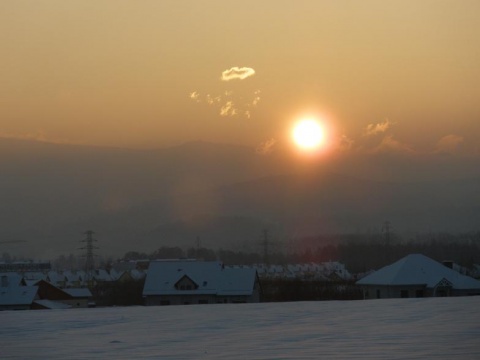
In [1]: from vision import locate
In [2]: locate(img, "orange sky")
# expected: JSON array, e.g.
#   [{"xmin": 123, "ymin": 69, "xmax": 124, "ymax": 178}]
[{"xmin": 1, "ymin": 0, "xmax": 479, "ymax": 154}]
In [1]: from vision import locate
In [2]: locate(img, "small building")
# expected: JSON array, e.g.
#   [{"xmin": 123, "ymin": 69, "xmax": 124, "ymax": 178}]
[
  {"xmin": 143, "ymin": 260, "xmax": 260, "ymax": 306},
  {"xmin": 357, "ymin": 254, "xmax": 480, "ymax": 299},
  {"xmin": 34, "ymin": 280, "xmax": 92, "ymax": 308}
]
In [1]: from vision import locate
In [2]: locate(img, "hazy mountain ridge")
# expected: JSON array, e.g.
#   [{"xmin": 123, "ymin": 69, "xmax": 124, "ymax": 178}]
[{"xmin": 0, "ymin": 138, "xmax": 479, "ymax": 258}]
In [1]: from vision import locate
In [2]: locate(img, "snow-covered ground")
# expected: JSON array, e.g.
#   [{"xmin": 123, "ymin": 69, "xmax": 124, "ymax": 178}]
[{"xmin": 2, "ymin": 297, "xmax": 480, "ymax": 359}]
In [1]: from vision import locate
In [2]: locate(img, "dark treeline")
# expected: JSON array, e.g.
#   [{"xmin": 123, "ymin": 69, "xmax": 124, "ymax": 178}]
[
  {"xmin": 4, "ymin": 231, "xmax": 478, "ymax": 274},
  {"xmin": 261, "ymin": 279, "xmax": 362, "ymax": 302},
  {"xmin": 92, "ymin": 279, "xmax": 145, "ymax": 307},
  {"xmin": 121, "ymin": 231, "xmax": 480, "ymax": 274}
]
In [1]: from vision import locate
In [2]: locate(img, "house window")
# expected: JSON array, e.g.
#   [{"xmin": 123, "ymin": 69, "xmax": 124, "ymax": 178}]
[
  {"xmin": 376, "ymin": 289, "xmax": 381, "ymax": 299},
  {"xmin": 198, "ymin": 300, "xmax": 208, "ymax": 304},
  {"xmin": 160, "ymin": 300, "xmax": 170, "ymax": 306},
  {"xmin": 415, "ymin": 290, "xmax": 424, "ymax": 298},
  {"xmin": 400, "ymin": 290, "xmax": 409, "ymax": 298}
]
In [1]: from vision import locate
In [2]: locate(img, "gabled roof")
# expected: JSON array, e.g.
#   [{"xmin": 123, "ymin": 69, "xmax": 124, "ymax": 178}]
[
  {"xmin": 63, "ymin": 288, "xmax": 92, "ymax": 298},
  {"xmin": 356, "ymin": 254, "xmax": 480, "ymax": 290},
  {"xmin": 0, "ymin": 286, "xmax": 38, "ymax": 306},
  {"xmin": 143, "ymin": 260, "xmax": 257, "ymax": 296}
]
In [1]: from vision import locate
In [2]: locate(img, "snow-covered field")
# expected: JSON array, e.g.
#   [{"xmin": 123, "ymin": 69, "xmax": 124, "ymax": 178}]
[{"xmin": 2, "ymin": 297, "xmax": 480, "ymax": 359}]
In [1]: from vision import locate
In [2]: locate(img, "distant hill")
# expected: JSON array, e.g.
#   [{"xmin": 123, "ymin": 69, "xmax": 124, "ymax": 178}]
[{"xmin": 0, "ymin": 137, "xmax": 479, "ymax": 259}]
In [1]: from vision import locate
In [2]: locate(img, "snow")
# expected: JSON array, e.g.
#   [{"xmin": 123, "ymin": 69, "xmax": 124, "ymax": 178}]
[{"xmin": 1, "ymin": 297, "xmax": 479, "ymax": 359}]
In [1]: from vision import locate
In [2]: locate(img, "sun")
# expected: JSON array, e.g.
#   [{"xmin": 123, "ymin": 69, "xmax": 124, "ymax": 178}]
[{"xmin": 292, "ymin": 118, "xmax": 325, "ymax": 151}]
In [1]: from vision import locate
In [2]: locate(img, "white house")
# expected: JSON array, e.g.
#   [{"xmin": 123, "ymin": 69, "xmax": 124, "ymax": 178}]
[
  {"xmin": 356, "ymin": 254, "xmax": 480, "ymax": 299},
  {"xmin": 143, "ymin": 260, "xmax": 260, "ymax": 306}
]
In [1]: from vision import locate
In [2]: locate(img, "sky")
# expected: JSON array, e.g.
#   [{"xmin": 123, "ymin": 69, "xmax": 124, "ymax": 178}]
[{"xmin": 1, "ymin": 0, "xmax": 479, "ymax": 155}]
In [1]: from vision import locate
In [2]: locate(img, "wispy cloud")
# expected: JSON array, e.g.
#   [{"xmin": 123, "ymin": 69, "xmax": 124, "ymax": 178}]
[
  {"xmin": 434, "ymin": 134, "xmax": 464, "ymax": 154},
  {"xmin": 338, "ymin": 134, "xmax": 355, "ymax": 151},
  {"xmin": 256, "ymin": 138, "xmax": 277, "ymax": 155},
  {"xmin": 369, "ymin": 135, "xmax": 415, "ymax": 154},
  {"xmin": 0, "ymin": 131, "xmax": 72, "ymax": 145},
  {"xmin": 364, "ymin": 120, "xmax": 392, "ymax": 136},
  {"xmin": 221, "ymin": 67, "xmax": 255, "ymax": 81}
]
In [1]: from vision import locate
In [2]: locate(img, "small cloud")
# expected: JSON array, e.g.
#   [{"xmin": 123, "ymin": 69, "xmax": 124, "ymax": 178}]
[
  {"xmin": 221, "ymin": 67, "xmax": 255, "ymax": 81},
  {"xmin": 434, "ymin": 134, "xmax": 464, "ymax": 154},
  {"xmin": 252, "ymin": 95, "xmax": 261, "ymax": 106},
  {"xmin": 206, "ymin": 94, "xmax": 214, "ymax": 105},
  {"xmin": 364, "ymin": 120, "xmax": 391, "ymax": 136},
  {"xmin": 220, "ymin": 101, "xmax": 236, "ymax": 117},
  {"xmin": 189, "ymin": 91, "xmax": 200, "ymax": 102},
  {"xmin": 370, "ymin": 135, "xmax": 415, "ymax": 154},
  {"xmin": 256, "ymin": 138, "xmax": 277, "ymax": 155}
]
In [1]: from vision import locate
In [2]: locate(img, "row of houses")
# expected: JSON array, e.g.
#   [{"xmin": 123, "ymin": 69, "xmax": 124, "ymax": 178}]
[
  {"xmin": 10, "ymin": 268, "xmax": 147, "ymax": 289},
  {"xmin": 253, "ymin": 261, "xmax": 352, "ymax": 281},
  {"xmin": 2, "ymin": 254, "xmax": 480, "ymax": 309},
  {"xmin": 1, "ymin": 260, "xmax": 260, "ymax": 309}
]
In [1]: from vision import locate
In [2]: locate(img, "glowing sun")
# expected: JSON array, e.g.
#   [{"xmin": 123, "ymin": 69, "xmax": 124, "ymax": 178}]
[{"xmin": 292, "ymin": 118, "xmax": 325, "ymax": 151}]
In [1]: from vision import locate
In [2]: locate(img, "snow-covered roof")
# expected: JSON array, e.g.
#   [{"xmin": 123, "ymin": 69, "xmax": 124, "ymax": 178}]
[
  {"xmin": 0, "ymin": 286, "xmax": 38, "ymax": 306},
  {"xmin": 356, "ymin": 254, "xmax": 480, "ymax": 289},
  {"xmin": 23, "ymin": 272, "xmax": 47, "ymax": 281},
  {"xmin": 130, "ymin": 269, "xmax": 146, "ymax": 280},
  {"xmin": 143, "ymin": 260, "xmax": 257, "ymax": 296},
  {"xmin": 34, "ymin": 299, "xmax": 71, "ymax": 309},
  {"xmin": 0, "ymin": 272, "xmax": 24, "ymax": 287},
  {"xmin": 93, "ymin": 269, "xmax": 113, "ymax": 281},
  {"xmin": 64, "ymin": 288, "xmax": 92, "ymax": 298},
  {"xmin": 218, "ymin": 268, "xmax": 258, "ymax": 296},
  {"xmin": 64, "ymin": 271, "xmax": 81, "ymax": 282}
]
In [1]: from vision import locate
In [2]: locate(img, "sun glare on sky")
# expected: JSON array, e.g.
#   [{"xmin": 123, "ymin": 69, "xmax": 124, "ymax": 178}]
[{"xmin": 292, "ymin": 118, "xmax": 325, "ymax": 152}]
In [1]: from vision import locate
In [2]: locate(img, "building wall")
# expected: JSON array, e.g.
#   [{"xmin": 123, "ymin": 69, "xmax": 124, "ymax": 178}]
[
  {"xmin": 60, "ymin": 298, "xmax": 89, "ymax": 308},
  {"xmin": 145, "ymin": 293, "xmax": 258, "ymax": 306},
  {"xmin": 362, "ymin": 285, "xmax": 428, "ymax": 299},
  {"xmin": 145, "ymin": 294, "xmax": 217, "ymax": 306},
  {"xmin": 362, "ymin": 284, "xmax": 480, "ymax": 299}
]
